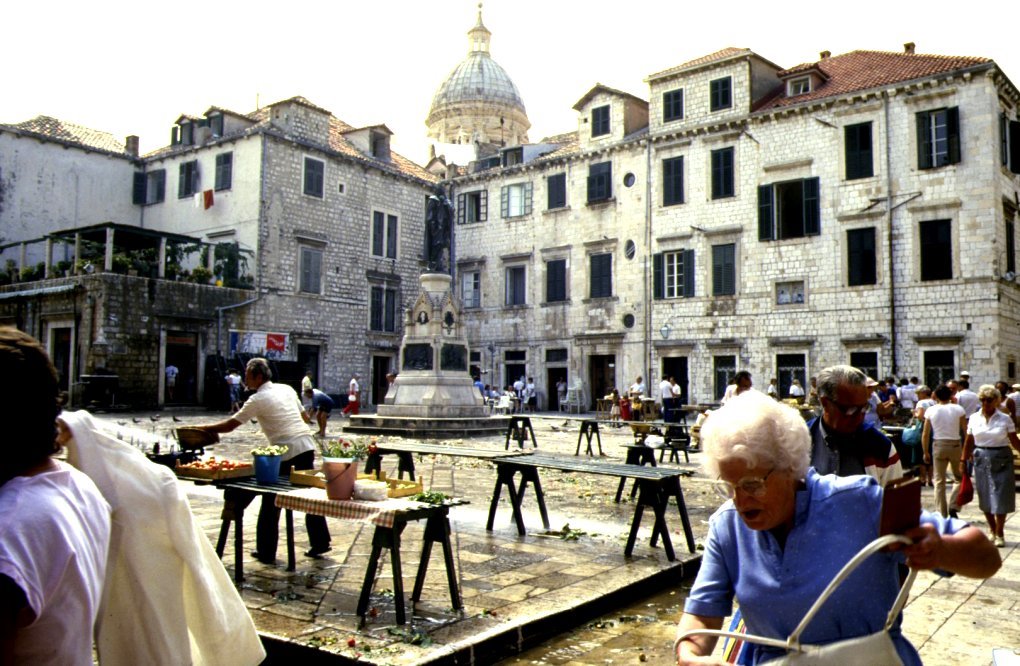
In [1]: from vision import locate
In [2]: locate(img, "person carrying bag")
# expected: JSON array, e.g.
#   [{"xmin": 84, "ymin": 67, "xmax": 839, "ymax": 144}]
[{"xmin": 675, "ymin": 535, "xmax": 913, "ymax": 664}]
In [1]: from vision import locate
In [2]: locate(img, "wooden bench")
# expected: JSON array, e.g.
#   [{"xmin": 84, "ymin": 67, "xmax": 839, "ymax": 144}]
[
  {"xmin": 630, "ymin": 421, "xmax": 693, "ymax": 463},
  {"xmin": 485, "ymin": 452, "xmax": 696, "ymax": 561},
  {"xmin": 504, "ymin": 414, "xmax": 538, "ymax": 450}
]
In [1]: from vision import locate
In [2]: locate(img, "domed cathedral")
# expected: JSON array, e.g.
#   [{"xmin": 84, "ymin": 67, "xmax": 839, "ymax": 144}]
[{"xmin": 425, "ymin": 3, "xmax": 530, "ymax": 172}]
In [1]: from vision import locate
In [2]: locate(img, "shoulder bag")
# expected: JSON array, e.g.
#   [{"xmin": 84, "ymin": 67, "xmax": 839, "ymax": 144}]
[{"xmin": 675, "ymin": 534, "xmax": 914, "ymax": 664}]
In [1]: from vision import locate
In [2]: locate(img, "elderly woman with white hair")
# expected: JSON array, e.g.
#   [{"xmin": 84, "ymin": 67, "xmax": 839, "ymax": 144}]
[
  {"xmin": 675, "ymin": 391, "xmax": 1000, "ymax": 665},
  {"xmin": 963, "ymin": 384, "xmax": 1020, "ymax": 548}
]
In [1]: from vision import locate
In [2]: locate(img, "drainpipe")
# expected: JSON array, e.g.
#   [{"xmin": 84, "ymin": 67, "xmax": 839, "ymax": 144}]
[
  {"xmin": 883, "ymin": 92, "xmax": 897, "ymax": 374},
  {"xmin": 644, "ymin": 137, "xmax": 653, "ymax": 385}
]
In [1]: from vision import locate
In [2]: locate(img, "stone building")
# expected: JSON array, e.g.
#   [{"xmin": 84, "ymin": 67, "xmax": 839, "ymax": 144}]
[
  {"xmin": 0, "ymin": 97, "xmax": 436, "ymax": 408},
  {"xmin": 450, "ymin": 44, "xmax": 1020, "ymax": 408}
]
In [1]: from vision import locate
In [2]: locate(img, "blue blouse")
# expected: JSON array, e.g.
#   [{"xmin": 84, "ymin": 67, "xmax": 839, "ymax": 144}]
[{"xmin": 684, "ymin": 469, "xmax": 963, "ymax": 665}]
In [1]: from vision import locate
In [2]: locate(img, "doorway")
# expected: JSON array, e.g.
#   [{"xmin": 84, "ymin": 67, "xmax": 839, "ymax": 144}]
[
  {"xmin": 588, "ymin": 354, "xmax": 616, "ymax": 409},
  {"xmin": 297, "ymin": 344, "xmax": 321, "ymax": 389},
  {"xmin": 661, "ymin": 356, "xmax": 689, "ymax": 403},
  {"xmin": 165, "ymin": 331, "xmax": 198, "ymax": 404},
  {"xmin": 49, "ymin": 326, "xmax": 73, "ymax": 394},
  {"xmin": 372, "ymin": 355, "xmax": 393, "ymax": 406},
  {"xmin": 776, "ymin": 353, "xmax": 807, "ymax": 398},
  {"xmin": 547, "ymin": 367, "xmax": 567, "ymax": 411}
]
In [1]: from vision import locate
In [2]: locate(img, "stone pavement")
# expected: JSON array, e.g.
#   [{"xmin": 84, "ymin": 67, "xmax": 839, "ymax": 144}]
[{"xmin": 92, "ymin": 410, "xmax": 1020, "ymax": 664}]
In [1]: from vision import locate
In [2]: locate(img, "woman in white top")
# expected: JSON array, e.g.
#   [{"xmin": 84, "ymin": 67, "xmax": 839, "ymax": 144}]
[
  {"xmin": 922, "ymin": 384, "xmax": 967, "ymax": 517},
  {"xmin": 963, "ymin": 385, "xmax": 1020, "ymax": 547},
  {"xmin": 912, "ymin": 385, "xmax": 936, "ymax": 486}
]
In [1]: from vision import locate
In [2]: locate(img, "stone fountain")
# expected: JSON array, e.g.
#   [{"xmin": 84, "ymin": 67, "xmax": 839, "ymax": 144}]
[{"xmin": 346, "ymin": 273, "xmax": 509, "ymax": 437}]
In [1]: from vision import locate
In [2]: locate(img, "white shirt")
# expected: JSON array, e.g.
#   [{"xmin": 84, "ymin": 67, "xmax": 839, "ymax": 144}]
[
  {"xmin": 789, "ymin": 384, "xmax": 805, "ymax": 398},
  {"xmin": 968, "ymin": 409, "xmax": 1016, "ymax": 448},
  {"xmin": 766, "ymin": 384, "xmax": 778, "ymax": 397},
  {"xmin": 233, "ymin": 381, "xmax": 314, "ymax": 459},
  {"xmin": 348, "ymin": 377, "xmax": 360, "ymax": 396},
  {"xmin": 165, "ymin": 365, "xmax": 178, "ymax": 380},
  {"xmin": 898, "ymin": 384, "xmax": 917, "ymax": 408},
  {"xmin": 659, "ymin": 380, "xmax": 673, "ymax": 400},
  {"xmin": 925, "ymin": 402, "xmax": 966, "ymax": 440},
  {"xmin": 956, "ymin": 389, "xmax": 980, "ymax": 417},
  {"xmin": 0, "ymin": 462, "xmax": 111, "ymax": 665},
  {"xmin": 629, "ymin": 381, "xmax": 646, "ymax": 396}
]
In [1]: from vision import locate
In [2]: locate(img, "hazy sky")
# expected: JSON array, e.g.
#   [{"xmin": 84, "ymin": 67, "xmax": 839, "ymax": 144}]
[{"xmin": 5, "ymin": 0, "xmax": 1018, "ymax": 166}]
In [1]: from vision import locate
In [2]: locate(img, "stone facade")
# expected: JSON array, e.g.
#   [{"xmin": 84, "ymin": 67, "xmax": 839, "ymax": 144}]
[
  {"xmin": 450, "ymin": 46, "xmax": 1020, "ymax": 408},
  {"xmin": 1, "ymin": 97, "xmax": 437, "ymax": 408}
]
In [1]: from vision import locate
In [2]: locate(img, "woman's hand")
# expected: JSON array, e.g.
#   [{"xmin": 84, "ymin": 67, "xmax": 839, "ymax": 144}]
[
  {"xmin": 901, "ymin": 524, "xmax": 943, "ymax": 570},
  {"xmin": 900, "ymin": 524, "xmax": 1001, "ymax": 578}
]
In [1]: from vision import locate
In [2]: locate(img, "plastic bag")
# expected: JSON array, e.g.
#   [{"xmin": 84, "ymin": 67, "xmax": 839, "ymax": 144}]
[{"xmin": 957, "ymin": 462, "xmax": 974, "ymax": 507}]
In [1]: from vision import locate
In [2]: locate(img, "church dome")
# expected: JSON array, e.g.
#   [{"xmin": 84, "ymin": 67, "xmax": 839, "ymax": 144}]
[
  {"xmin": 426, "ymin": 6, "xmax": 530, "ymax": 149},
  {"xmin": 428, "ymin": 52, "xmax": 526, "ymax": 117}
]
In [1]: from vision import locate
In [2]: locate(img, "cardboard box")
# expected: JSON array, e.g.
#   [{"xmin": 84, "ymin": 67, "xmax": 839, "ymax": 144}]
[
  {"xmin": 290, "ymin": 468, "xmax": 386, "ymax": 489},
  {"xmin": 387, "ymin": 477, "xmax": 423, "ymax": 498}
]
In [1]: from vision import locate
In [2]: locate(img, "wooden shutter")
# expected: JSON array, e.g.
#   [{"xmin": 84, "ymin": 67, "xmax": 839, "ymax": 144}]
[
  {"xmin": 1009, "ymin": 121, "xmax": 1020, "ymax": 174},
  {"xmin": 500, "ymin": 186, "xmax": 509, "ymax": 218},
  {"xmin": 479, "ymin": 190, "xmax": 488, "ymax": 221},
  {"xmin": 133, "ymin": 172, "xmax": 146, "ymax": 205},
  {"xmin": 653, "ymin": 253, "xmax": 663, "ymax": 299},
  {"xmin": 758, "ymin": 185, "xmax": 774, "ymax": 241},
  {"xmin": 523, "ymin": 182, "xmax": 533, "ymax": 215},
  {"xmin": 178, "ymin": 163, "xmax": 188, "ymax": 198},
  {"xmin": 916, "ymin": 112, "xmax": 932, "ymax": 169},
  {"xmin": 683, "ymin": 249, "xmax": 695, "ymax": 297},
  {"xmin": 154, "ymin": 170, "xmax": 165, "ymax": 202},
  {"xmin": 387, "ymin": 215, "xmax": 398, "ymax": 259},
  {"xmin": 946, "ymin": 107, "xmax": 961, "ymax": 165},
  {"xmin": 456, "ymin": 194, "xmax": 466, "ymax": 224},
  {"xmin": 803, "ymin": 177, "xmax": 820, "ymax": 236},
  {"xmin": 372, "ymin": 212, "xmax": 384, "ymax": 256}
]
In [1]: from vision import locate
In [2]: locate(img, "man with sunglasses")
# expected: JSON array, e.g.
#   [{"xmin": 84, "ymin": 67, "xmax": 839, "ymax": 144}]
[{"xmin": 808, "ymin": 364, "xmax": 903, "ymax": 486}]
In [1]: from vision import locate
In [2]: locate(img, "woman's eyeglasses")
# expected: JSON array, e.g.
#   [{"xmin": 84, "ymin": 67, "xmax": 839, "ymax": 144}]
[{"xmin": 713, "ymin": 469, "xmax": 775, "ymax": 499}]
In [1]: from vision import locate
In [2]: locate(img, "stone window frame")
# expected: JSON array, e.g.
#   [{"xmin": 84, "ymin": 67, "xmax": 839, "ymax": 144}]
[
  {"xmin": 370, "ymin": 209, "xmax": 399, "ymax": 260},
  {"xmin": 302, "ymin": 155, "xmax": 325, "ymax": 198},
  {"xmin": 296, "ymin": 235, "xmax": 326, "ymax": 295}
]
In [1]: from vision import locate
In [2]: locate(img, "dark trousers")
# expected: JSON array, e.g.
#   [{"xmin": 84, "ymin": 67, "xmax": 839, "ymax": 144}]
[{"xmin": 256, "ymin": 450, "xmax": 330, "ymax": 558}]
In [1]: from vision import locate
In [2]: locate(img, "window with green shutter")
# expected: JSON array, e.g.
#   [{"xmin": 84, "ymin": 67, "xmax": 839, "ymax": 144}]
[
  {"xmin": 653, "ymin": 250, "xmax": 695, "ymax": 299},
  {"xmin": 546, "ymin": 259, "xmax": 567, "ymax": 302},
  {"xmin": 916, "ymin": 107, "xmax": 960, "ymax": 169},
  {"xmin": 710, "ymin": 77, "xmax": 732, "ymax": 111},
  {"xmin": 711, "ymin": 148, "xmax": 734, "ymax": 199},
  {"xmin": 214, "ymin": 152, "xmax": 233, "ymax": 191},
  {"xmin": 547, "ymin": 173, "xmax": 566, "ymax": 209},
  {"xmin": 844, "ymin": 122, "xmax": 873, "ymax": 180},
  {"xmin": 663, "ymin": 156, "xmax": 684, "ymax": 206},
  {"xmin": 501, "ymin": 183, "xmax": 533, "ymax": 218},
  {"xmin": 589, "ymin": 253, "xmax": 612, "ymax": 299},
  {"xmin": 663, "ymin": 89, "xmax": 684, "ymax": 122},
  {"xmin": 587, "ymin": 162, "xmax": 612, "ymax": 203},
  {"xmin": 758, "ymin": 177, "xmax": 821, "ymax": 241},
  {"xmin": 711, "ymin": 244, "xmax": 735, "ymax": 296},
  {"xmin": 592, "ymin": 105, "xmax": 610, "ymax": 137}
]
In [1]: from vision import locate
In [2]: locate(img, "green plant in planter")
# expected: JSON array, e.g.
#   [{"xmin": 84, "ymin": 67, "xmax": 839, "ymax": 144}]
[
  {"xmin": 319, "ymin": 438, "xmax": 376, "ymax": 461},
  {"xmin": 251, "ymin": 444, "xmax": 288, "ymax": 457},
  {"xmin": 19, "ymin": 263, "xmax": 45, "ymax": 282},
  {"xmin": 54, "ymin": 259, "xmax": 73, "ymax": 276},
  {"xmin": 189, "ymin": 266, "xmax": 213, "ymax": 284},
  {"xmin": 111, "ymin": 253, "xmax": 131, "ymax": 274}
]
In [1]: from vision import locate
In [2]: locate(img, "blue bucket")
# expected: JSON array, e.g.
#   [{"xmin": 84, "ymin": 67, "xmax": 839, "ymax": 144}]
[{"xmin": 253, "ymin": 454, "xmax": 282, "ymax": 484}]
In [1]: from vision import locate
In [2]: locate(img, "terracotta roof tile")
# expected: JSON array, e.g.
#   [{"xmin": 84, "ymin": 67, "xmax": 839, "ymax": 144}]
[
  {"xmin": 757, "ymin": 49, "xmax": 993, "ymax": 111},
  {"xmin": 646, "ymin": 48, "xmax": 753, "ymax": 82},
  {"xmin": 144, "ymin": 101, "xmax": 434, "ymax": 183},
  {"xmin": 1, "ymin": 115, "xmax": 129, "ymax": 155}
]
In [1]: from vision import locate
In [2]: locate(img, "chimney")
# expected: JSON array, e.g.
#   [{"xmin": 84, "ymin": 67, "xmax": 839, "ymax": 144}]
[
  {"xmin": 904, "ymin": 42, "xmax": 916, "ymax": 55},
  {"xmin": 819, "ymin": 50, "xmax": 831, "ymax": 60},
  {"xmin": 125, "ymin": 135, "xmax": 139, "ymax": 157},
  {"xmin": 446, "ymin": 164, "xmax": 459, "ymax": 180}
]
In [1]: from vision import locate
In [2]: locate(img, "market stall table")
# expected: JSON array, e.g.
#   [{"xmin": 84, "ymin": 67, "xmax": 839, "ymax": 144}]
[
  {"xmin": 275, "ymin": 487, "xmax": 462, "ymax": 625},
  {"xmin": 485, "ymin": 452, "xmax": 696, "ymax": 561},
  {"xmin": 363, "ymin": 441, "xmax": 532, "ymax": 481}
]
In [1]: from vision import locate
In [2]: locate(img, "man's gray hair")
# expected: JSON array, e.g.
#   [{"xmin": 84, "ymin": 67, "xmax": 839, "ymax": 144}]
[
  {"xmin": 246, "ymin": 357, "xmax": 272, "ymax": 381},
  {"xmin": 700, "ymin": 390, "xmax": 810, "ymax": 480},
  {"xmin": 816, "ymin": 365, "xmax": 869, "ymax": 400}
]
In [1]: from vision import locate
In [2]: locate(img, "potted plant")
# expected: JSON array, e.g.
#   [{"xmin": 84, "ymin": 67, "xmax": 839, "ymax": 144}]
[
  {"xmin": 251, "ymin": 444, "xmax": 288, "ymax": 484},
  {"xmin": 318, "ymin": 438, "xmax": 376, "ymax": 500}
]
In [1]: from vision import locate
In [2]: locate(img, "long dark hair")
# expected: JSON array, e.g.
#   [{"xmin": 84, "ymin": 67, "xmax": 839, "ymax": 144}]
[{"xmin": 0, "ymin": 327, "xmax": 61, "ymax": 480}]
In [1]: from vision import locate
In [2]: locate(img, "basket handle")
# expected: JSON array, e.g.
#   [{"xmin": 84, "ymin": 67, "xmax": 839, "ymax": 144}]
[
  {"xmin": 675, "ymin": 534, "xmax": 914, "ymax": 659},
  {"xmin": 788, "ymin": 534, "xmax": 913, "ymax": 647}
]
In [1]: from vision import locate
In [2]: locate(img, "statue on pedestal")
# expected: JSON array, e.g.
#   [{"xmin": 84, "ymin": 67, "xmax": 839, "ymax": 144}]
[{"xmin": 425, "ymin": 185, "xmax": 453, "ymax": 273}]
